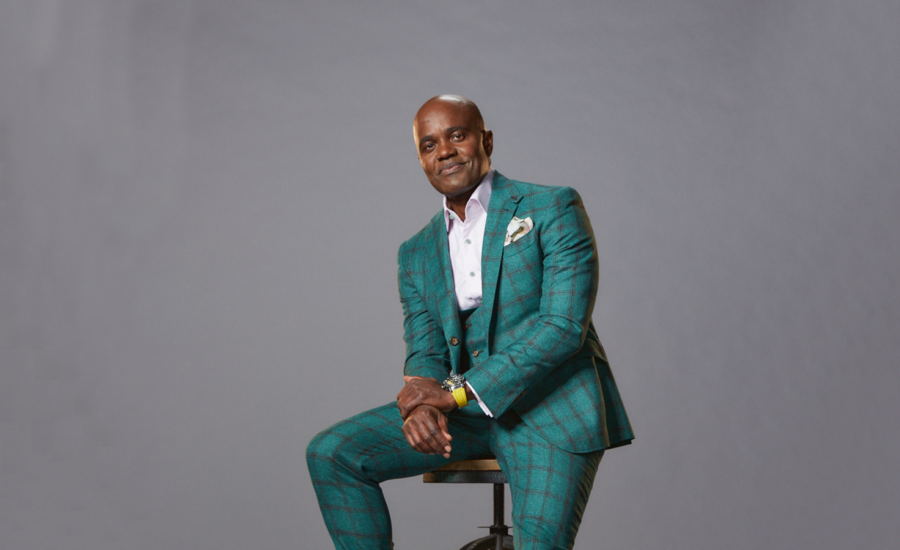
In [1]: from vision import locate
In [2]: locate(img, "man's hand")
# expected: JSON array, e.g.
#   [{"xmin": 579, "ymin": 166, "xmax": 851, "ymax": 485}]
[
  {"xmin": 401, "ymin": 405, "xmax": 452, "ymax": 459},
  {"xmin": 396, "ymin": 376, "xmax": 457, "ymax": 420}
]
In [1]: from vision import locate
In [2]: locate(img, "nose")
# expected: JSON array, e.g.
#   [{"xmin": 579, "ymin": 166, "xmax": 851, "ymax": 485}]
[{"xmin": 436, "ymin": 139, "xmax": 456, "ymax": 161}]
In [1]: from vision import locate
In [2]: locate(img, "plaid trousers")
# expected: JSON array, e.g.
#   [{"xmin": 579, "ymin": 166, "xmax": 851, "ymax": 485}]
[{"xmin": 306, "ymin": 403, "xmax": 603, "ymax": 550}]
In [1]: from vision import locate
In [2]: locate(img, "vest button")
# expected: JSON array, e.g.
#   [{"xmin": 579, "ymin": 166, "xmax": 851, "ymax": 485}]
[
  {"xmin": 449, "ymin": 337, "xmax": 459, "ymax": 346},
  {"xmin": 472, "ymin": 350, "xmax": 480, "ymax": 357}
]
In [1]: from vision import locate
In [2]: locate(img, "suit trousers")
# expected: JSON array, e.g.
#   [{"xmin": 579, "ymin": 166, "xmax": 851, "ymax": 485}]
[{"xmin": 306, "ymin": 402, "xmax": 603, "ymax": 550}]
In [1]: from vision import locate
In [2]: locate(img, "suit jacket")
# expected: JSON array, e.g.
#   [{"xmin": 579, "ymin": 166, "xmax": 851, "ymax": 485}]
[{"xmin": 397, "ymin": 172, "xmax": 633, "ymax": 453}]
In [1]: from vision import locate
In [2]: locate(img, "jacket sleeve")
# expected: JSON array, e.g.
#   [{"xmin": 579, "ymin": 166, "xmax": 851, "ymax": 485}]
[
  {"xmin": 465, "ymin": 187, "xmax": 599, "ymax": 417},
  {"xmin": 398, "ymin": 244, "xmax": 451, "ymax": 382}
]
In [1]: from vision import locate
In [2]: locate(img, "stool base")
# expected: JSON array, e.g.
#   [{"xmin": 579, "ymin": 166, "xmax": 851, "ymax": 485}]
[
  {"xmin": 459, "ymin": 532, "xmax": 514, "ymax": 550},
  {"xmin": 459, "ymin": 482, "xmax": 514, "ymax": 549}
]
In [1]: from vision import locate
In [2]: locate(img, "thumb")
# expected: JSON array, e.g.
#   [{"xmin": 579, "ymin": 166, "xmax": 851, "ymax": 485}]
[{"xmin": 403, "ymin": 376, "xmax": 421, "ymax": 383}]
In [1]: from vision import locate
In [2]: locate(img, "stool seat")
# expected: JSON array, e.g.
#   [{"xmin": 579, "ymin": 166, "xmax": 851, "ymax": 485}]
[{"xmin": 423, "ymin": 459, "xmax": 507, "ymax": 484}]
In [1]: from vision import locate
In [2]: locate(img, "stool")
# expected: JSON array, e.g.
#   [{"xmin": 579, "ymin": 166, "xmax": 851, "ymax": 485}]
[{"xmin": 424, "ymin": 458, "xmax": 514, "ymax": 550}]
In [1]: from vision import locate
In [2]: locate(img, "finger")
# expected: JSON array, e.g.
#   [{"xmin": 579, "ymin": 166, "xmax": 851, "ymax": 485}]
[
  {"xmin": 403, "ymin": 394, "xmax": 436, "ymax": 416},
  {"xmin": 405, "ymin": 422, "xmax": 428, "ymax": 454},
  {"xmin": 401, "ymin": 423, "xmax": 419, "ymax": 452},
  {"xmin": 427, "ymin": 424, "xmax": 451, "ymax": 457},
  {"xmin": 405, "ymin": 416, "xmax": 437, "ymax": 455},
  {"xmin": 396, "ymin": 386, "xmax": 427, "ymax": 417},
  {"xmin": 414, "ymin": 423, "xmax": 441, "ymax": 455},
  {"xmin": 403, "ymin": 393, "xmax": 424, "ymax": 410},
  {"xmin": 399, "ymin": 395, "xmax": 427, "ymax": 420},
  {"xmin": 410, "ymin": 432, "xmax": 427, "ymax": 454},
  {"xmin": 438, "ymin": 412, "xmax": 452, "ymax": 443},
  {"xmin": 419, "ymin": 415, "xmax": 450, "ymax": 456},
  {"xmin": 396, "ymin": 384, "xmax": 412, "ymax": 404},
  {"xmin": 436, "ymin": 414, "xmax": 452, "ymax": 458},
  {"xmin": 396, "ymin": 389, "xmax": 416, "ymax": 419},
  {"xmin": 400, "ymin": 404, "xmax": 418, "ymax": 421}
]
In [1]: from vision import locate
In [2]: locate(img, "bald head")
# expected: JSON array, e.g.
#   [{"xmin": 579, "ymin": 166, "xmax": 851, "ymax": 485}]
[
  {"xmin": 412, "ymin": 94, "xmax": 493, "ymax": 203},
  {"xmin": 413, "ymin": 95, "xmax": 485, "ymax": 134}
]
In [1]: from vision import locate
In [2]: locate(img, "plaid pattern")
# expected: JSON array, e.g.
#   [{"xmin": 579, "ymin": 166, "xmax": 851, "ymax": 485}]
[
  {"xmin": 398, "ymin": 172, "xmax": 634, "ymax": 453},
  {"xmin": 306, "ymin": 403, "xmax": 602, "ymax": 550},
  {"xmin": 306, "ymin": 404, "xmax": 490, "ymax": 550},
  {"xmin": 493, "ymin": 411, "xmax": 604, "ymax": 550},
  {"xmin": 306, "ymin": 173, "xmax": 634, "ymax": 548}
]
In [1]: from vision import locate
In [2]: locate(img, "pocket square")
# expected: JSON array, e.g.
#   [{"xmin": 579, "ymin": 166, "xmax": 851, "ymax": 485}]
[{"xmin": 504, "ymin": 216, "xmax": 534, "ymax": 246}]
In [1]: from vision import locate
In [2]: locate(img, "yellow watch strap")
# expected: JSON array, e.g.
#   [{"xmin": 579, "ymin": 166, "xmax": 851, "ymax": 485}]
[{"xmin": 452, "ymin": 386, "xmax": 468, "ymax": 408}]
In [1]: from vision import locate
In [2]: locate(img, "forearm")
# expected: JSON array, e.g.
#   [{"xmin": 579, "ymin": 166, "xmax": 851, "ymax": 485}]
[
  {"xmin": 403, "ymin": 359, "xmax": 449, "ymax": 381},
  {"xmin": 397, "ymin": 375, "xmax": 489, "ymax": 418},
  {"xmin": 398, "ymin": 247, "xmax": 452, "ymax": 381}
]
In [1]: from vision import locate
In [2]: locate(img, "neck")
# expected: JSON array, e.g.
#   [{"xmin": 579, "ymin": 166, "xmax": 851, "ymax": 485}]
[{"xmin": 445, "ymin": 168, "xmax": 491, "ymax": 222}]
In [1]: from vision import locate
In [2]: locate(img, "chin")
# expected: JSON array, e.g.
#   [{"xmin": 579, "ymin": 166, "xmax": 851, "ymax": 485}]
[
  {"xmin": 444, "ymin": 184, "xmax": 473, "ymax": 198},
  {"xmin": 443, "ymin": 177, "xmax": 475, "ymax": 193}
]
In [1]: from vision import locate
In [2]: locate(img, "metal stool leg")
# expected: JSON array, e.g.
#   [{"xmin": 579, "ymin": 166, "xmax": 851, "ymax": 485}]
[{"xmin": 459, "ymin": 483, "xmax": 514, "ymax": 550}]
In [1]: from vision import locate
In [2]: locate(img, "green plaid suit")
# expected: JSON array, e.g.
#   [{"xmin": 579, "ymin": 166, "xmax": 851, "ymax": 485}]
[
  {"xmin": 308, "ymin": 172, "xmax": 633, "ymax": 549},
  {"xmin": 399, "ymin": 172, "xmax": 632, "ymax": 453}
]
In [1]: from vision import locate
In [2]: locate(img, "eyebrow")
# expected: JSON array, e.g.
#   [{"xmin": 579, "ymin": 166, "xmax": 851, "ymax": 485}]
[{"xmin": 418, "ymin": 126, "xmax": 470, "ymax": 148}]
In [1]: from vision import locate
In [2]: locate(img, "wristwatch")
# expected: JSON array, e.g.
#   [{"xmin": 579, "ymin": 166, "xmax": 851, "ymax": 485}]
[{"xmin": 442, "ymin": 373, "xmax": 468, "ymax": 409}]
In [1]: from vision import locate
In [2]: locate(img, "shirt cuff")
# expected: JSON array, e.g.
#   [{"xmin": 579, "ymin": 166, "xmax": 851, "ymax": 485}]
[{"xmin": 465, "ymin": 381, "xmax": 493, "ymax": 417}]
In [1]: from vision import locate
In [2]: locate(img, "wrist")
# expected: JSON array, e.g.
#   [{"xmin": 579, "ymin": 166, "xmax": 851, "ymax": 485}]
[
  {"xmin": 445, "ymin": 391, "xmax": 460, "ymax": 410},
  {"xmin": 442, "ymin": 373, "xmax": 469, "ymax": 409}
]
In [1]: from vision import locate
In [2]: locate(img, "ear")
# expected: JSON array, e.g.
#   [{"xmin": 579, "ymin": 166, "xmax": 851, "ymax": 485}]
[{"xmin": 482, "ymin": 129, "xmax": 494, "ymax": 157}]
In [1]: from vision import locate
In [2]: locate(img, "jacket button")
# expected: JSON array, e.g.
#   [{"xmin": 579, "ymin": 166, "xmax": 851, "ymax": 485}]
[
  {"xmin": 449, "ymin": 337, "xmax": 459, "ymax": 346},
  {"xmin": 472, "ymin": 350, "xmax": 480, "ymax": 357}
]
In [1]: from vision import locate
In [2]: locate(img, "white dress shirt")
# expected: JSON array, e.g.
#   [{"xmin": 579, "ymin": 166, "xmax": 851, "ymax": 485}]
[
  {"xmin": 442, "ymin": 169, "xmax": 495, "ymax": 417},
  {"xmin": 443, "ymin": 170, "xmax": 493, "ymax": 310}
]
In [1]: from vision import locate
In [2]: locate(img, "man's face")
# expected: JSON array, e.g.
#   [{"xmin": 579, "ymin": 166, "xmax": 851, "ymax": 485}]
[{"xmin": 413, "ymin": 101, "xmax": 493, "ymax": 198}]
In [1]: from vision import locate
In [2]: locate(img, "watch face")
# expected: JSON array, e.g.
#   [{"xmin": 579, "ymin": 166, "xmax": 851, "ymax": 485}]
[{"xmin": 443, "ymin": 374, "xmax": 465, "ymax": 391}]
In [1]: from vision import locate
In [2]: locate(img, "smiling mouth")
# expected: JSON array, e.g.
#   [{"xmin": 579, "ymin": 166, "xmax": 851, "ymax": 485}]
[{"xmin": 439, "ymin": 162, "xmax": 465, "ymax": 175}]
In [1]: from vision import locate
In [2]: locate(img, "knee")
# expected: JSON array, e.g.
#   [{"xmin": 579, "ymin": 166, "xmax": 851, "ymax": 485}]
[
  {"xmin": 306, "ymin": 427, "xmax": 339, "ymax": 467},
  {"xmin": 306, "ymin": 424, "xmax": 365, "ymax": 477},
  {"xmin": 306, "ymin": 405, "xmax": 398, "ymax": 481},
  {"xmin": 306, "ymin": 428, "xmax": 339, "ymax": 485}
]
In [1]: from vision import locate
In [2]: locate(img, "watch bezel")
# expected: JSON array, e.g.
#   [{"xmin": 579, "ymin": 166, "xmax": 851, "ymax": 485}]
[{"xmin": 442, "ymin": 373, "xmax": 466, "ymax": 392}]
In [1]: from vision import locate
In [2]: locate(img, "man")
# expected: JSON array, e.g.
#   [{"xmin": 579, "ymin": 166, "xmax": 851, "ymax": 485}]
[{"xmin": 307, "ymin": 95, "xmax": 633, "ymax": 550}]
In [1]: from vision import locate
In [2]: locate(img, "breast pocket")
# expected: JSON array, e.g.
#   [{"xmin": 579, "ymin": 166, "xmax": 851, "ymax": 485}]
[
  {"xmin": 503, "ymin": 231, "xmax": 538, "ymax": 258},
  {"xmin": 500, "ymin": 231, "xmax": 542, "ymax": 282}
]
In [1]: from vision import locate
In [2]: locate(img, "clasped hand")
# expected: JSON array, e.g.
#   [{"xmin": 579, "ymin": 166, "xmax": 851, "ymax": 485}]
[
  {"xmin": 397, "ymin": 376, "xmax": 457, "ymax": 459},
  {"xmin": 396, "ymin": 376, "xmax": 456, "ymax": 419}
]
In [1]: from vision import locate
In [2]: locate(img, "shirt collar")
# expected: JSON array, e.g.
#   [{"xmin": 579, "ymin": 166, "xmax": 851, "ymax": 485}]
[{"xmin": 443, "ymin": 169, "xmax": 495, "ymax": 232}]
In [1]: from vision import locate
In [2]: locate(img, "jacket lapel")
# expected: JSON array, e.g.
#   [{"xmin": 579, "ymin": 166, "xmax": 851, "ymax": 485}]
[
  {"xmin": 426, "ymin": 212, "xmax": 462, "ymax": 368},
  {"xmin": 480, "ymin": 172, "xmax": 523, "ymax": 332},
  {"xmin": 425, "ymin": 172, "xmax": 522, "ymax": 368}
]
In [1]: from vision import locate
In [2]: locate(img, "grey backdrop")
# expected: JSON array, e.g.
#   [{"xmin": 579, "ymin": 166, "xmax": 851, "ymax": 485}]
[{"xmin": 1, "ymin": 1, "xmax": 898, "ymax": 549}]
